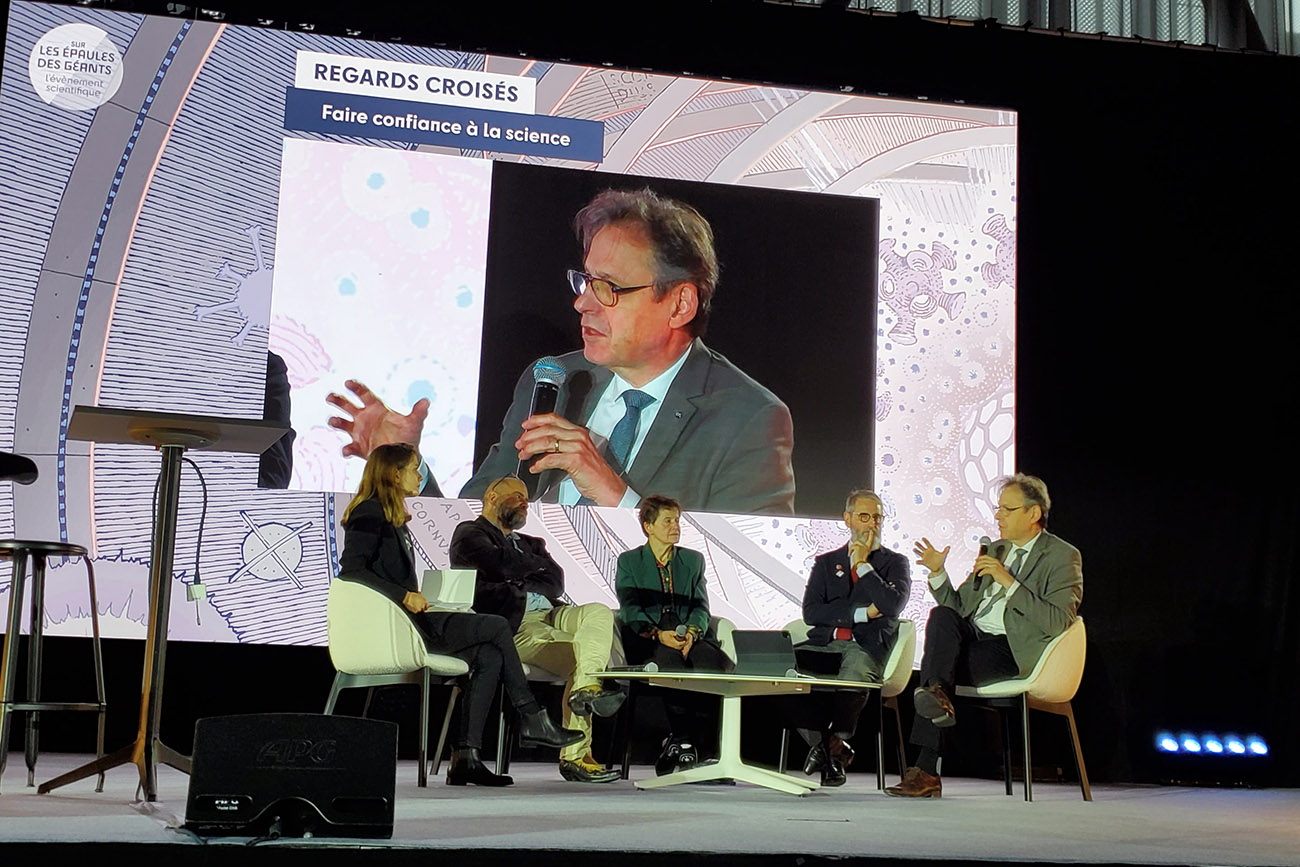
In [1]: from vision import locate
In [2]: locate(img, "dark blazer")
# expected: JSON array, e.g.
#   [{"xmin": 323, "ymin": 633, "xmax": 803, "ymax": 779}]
[
  {"xmin": 459, "ymin": 338, "xmax": 795, "ymax": 515},
  {"xmin": 448, "ymin": 516, "xmax": 566, "ymax": 633},
  {"xmin": 337, "ymin": 497, "xmax": 418, "ymax": 608},
  {"xmin": 802, "ymin": 543, "xmax": 911, "ymax": 663},
  {"xmin": 615, "ymin": 544, "xmax": 710, "ymax": 637},
  {"xmin": 931, "ymin": 530, "xmax": 1083, "ymax": 676}
]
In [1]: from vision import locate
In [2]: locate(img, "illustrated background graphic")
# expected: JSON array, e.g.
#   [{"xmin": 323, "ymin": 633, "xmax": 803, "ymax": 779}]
[{"xmin": 0, "ymin": 1, "xmax": 1017, "ymax": 654}]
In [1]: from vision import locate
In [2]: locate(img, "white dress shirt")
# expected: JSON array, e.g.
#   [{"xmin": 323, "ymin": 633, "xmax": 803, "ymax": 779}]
[{"xmin": 928, "ymin": 531, "xmax": 1041, "ymax": 636}]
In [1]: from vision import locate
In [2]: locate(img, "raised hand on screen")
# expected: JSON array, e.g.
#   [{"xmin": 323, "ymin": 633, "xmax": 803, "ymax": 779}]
[
  {"xmin": 912, "ymin": 537, "xmax": 950, "ymax": 574},
  {"xmin": 326, "ymin": 380, "xmax": 428, "ymax": 459}
]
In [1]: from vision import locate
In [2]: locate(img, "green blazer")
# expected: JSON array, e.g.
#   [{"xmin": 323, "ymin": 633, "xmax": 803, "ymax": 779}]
[{"xmin": 615, "ymin": 544, "xmax": 711, "ymax": 637}]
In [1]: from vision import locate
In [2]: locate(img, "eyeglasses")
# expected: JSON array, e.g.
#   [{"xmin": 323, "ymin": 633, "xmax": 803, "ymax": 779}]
[
  {"xmin": 994, "ymin": 504, "xmax": 1027, "ymax": 515},
  {"xmin": 852, "ymin": 513, "xmax": 883, "ymax": 524},
  {"xmin": 568, "ymin": 269, "xmax": 656, "ymax": 307}
]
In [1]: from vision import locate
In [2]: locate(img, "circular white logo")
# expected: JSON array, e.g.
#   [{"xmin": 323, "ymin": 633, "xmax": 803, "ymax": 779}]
[{"xmin": 28, "ymin": 23, "xmax": 124, "ymax": 111}]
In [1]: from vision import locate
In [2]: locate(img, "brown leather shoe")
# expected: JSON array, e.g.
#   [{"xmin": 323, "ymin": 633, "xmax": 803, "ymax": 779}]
[
  {"xmin": 885, "ymin": 766, "xmax": 942, "ymax": 798},
  {"xmin": 913, "ymin": 684, "xmax": 956, "ymax": 727}
]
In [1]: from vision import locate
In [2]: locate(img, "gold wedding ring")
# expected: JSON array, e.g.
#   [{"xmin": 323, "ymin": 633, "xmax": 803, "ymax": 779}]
[{"xmin": 553, "ymin": 438, "xmax": 561, "ymax": 453}]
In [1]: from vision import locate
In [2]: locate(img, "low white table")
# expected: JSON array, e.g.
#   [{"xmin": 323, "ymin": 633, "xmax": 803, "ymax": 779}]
[{"xmin": 593, "ymin": 670, "xmax": 878, "ymax": 796}]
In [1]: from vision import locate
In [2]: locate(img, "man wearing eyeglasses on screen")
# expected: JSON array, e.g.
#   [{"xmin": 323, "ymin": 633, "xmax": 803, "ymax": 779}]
[
  {"xmin": 885, "ymin": 473, "xmax": 1082, "ymax": 799},
  {"xmin": 327, "ymin": 188, "xmax": 795, "ymax": 515},
  {"xmin": 459, "ymin": 188, "xmax": 795, "ymax": 514}
]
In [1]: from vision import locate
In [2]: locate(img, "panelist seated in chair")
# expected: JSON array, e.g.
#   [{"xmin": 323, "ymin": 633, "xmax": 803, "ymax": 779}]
[
  {"xmin": 886, "ymin": 473, "xmax": 1083, "ymax": 799},
  {"xmin": 616, "ymin": 494, "xmax": 735, "ymax": 776},
  {"xmin": 337, "ymin": 444, "xmax": 582, "ymax": 787},
  {"xmin": 793, "ymin": 488, "xmax": 911, "ymax": 787},
  {"xmin": 449, "ymin": 475, "xmax": 626, "ymax": 784}
]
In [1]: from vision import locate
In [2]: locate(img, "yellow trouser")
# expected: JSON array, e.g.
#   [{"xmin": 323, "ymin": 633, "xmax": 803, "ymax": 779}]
[{"xmin": 515, "ymin": 602, "xmax": 615, "ymax": 762}]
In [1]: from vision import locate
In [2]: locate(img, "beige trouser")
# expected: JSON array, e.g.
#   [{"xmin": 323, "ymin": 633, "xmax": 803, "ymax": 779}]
[{"xmin": 515, "ymin": 603, "xmax": 615, "ymax": 762}]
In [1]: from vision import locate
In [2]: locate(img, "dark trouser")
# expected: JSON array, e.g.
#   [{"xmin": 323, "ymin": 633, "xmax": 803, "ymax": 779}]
[
  {"xmin": 792, "ymin": 641, "xmax": 882, "ymax": 741},
  {"xmin": 622, "ymin": 626, "xmax": 734, "ymax": 747},
  {"xmin": 909, "ymin": 605, "xmax": 1019, "ymax": 753},
  {"xmin": 415, "ymin": 611, "xmax": 535, "ymax": 750}
]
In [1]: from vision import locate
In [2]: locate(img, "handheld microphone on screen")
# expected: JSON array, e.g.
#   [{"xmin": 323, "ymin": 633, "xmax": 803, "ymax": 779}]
[
  {"xmin": 976, "ymin": 535, "xmax": 1003, "ymax": 583},
  {"xmin": 675, "ymin": 625, "xmax": 689, "ymax": 638},
  {"xmin": 517, "ymin": 357, "xmax": 567, "ymax": 476}
]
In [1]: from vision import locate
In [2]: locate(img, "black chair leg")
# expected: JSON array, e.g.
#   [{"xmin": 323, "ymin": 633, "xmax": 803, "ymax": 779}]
[
  {"xmin": 875, "ymin": 693, "xmax": 885, "ymax": 789},
  {"xmin": 432, "ymin": 684, "xmax": 459, "ymax": 777},
  {"xmin": 495, "ymin": 683, "xmax": 508, "ymax": 773},
  {"xmin": 25, "ymin": 554, "xmax": 47, "ymax": 787},
  {"xmin": 1000, "ymin": 705, "xmax": 1014, "ymax": 795},
  {"xmin": 417, "ymin": 670, "xmax": 430, "ymax": 788},
  {"xmin": 1021, "ymin": 694, "xmax": 1033, "ymax": 802},
  {"xmin": 778, "ymin": 727, "xmax": 790, "ymax": 775}
]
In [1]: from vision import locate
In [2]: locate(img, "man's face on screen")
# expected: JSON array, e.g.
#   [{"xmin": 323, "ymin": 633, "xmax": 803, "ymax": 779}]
[{"xmin": 574, "ymin": 222, "xmax": 685, "ymax": 382}]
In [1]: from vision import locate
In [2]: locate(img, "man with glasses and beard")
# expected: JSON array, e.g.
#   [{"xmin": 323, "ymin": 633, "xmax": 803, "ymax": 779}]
[
  {"xmin": 792, "ymin": 489, "xmax": 911, "ymax": 786},
  {"xmin": 449, "ymin": 476, "xmax": 625, "ymax": 784}
]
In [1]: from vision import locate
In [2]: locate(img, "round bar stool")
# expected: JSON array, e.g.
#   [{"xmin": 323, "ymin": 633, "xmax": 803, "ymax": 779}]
[{"xmin": 0, "ymin": 540, "xmax": 107, "ymax": 792}]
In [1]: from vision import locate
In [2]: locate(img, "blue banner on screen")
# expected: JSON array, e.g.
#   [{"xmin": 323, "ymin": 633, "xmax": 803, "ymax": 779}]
[{"xmin": 283, "ymin": 87, "xmax": 604, "ymax": 162}]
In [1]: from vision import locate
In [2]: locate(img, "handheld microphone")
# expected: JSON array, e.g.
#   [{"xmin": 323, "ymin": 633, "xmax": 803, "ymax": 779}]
[
  {"xmin": 675, "ymin": 625, "xmax": 689, "ymax": 637},
  {"xmin": 978, "ymin": 535, "xmax": 992, "ymax": 557},
  {"xmin": 517, "ymin": 357, "xmax": 567, "ymax": 476}
]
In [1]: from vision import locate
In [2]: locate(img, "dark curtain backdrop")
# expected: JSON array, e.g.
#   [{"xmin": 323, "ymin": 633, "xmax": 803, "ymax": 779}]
[{"xmin": 4, "ymin": 0, "xmax": 1297, "ymax": 786}]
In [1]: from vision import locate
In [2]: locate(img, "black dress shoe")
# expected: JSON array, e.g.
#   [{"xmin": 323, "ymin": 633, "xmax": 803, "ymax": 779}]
[
  {"xmin": 828, "ymin": 735, "xmax": 855, "ymax": 768},
  {"xmin": 913, "ymin": 684, "xmax": 956, "ymax": 728},
  {"xmin": 446, "ymin": 748, "xmax": 513, "ymax": 787},
  {"xmin": 655, "ymin": 737, "xmax": 698, "ymax": 776},
  {"xmin": 821, "ymin": 755, "xmax": 847, "ymax": 788},
  {"xmin": 802, "ymin": 742, "xmax": 827, "ymax": 776},
  {"xmin": 518, "ymin": 709, "xmax": 585, "ymax": 749},
  {"xmin": 567, "ymin": 686, "xmax": 627, "ymax": 719}
]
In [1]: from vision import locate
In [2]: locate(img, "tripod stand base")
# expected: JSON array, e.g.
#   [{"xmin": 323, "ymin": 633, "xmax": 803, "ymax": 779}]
[{"xmin": 38, "ymin": 738, "xmax": 190, "ymax": 799}]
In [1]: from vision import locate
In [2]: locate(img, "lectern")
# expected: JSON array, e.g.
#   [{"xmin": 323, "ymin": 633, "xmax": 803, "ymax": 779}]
[{"xmin": 38, "ymin": 407, "xmax": 288, "ymax": 800}]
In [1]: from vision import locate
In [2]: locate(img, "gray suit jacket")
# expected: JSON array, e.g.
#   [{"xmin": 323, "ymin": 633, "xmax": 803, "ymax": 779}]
[
  {"xmin": 460, "ymin": 338, "xmax": 795, "ymax": 514},
  {"xmin": 930, "ymin": 530, "xmax": 1083, "ymax": 676}
]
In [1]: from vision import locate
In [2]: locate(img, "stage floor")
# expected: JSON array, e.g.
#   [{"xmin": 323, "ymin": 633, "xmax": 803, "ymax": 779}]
[{"xmin": 1, "ymin": 753, "xmax": 1297, "ymax": 866}]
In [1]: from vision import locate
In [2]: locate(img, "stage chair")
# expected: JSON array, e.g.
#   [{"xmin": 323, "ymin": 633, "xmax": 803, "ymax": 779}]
[
  {"xmin": 0, "ymin": 452, "xmax": 107, "ymax": 794},
  {"xmin": 323, "ymin": 576, "xmax": 468, "ymax": 787},
  {"xmin": 777, "ymin": 619, "xmax": 916, "ymax": 789},
  {"xmin": 955, "ymin": 616, "xmax": 1091, "ymax": 802},
  {"xmin": 614, "ymin": 616, "xmax": 737, "ymax": 780}
]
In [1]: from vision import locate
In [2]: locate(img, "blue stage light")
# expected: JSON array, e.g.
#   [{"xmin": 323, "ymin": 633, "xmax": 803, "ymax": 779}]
[
  {"xmin": 1203, "ymin": 735, "xmax": 1224, "ymax": 754},
  {"xmin": 1156, "ymin": 733, "xmax": 1180, "ymax": 752},
  {"xmin": 1247, "ymin": 736, "xmax": 1268, "ymax": 756},
  {"xmin": 1180, "ymin": 733, "xmax": 1202, "ymax": 753},
  {"xmin": 1225, "ymin": 735, "xmax": 1246, "ymax": 755}
]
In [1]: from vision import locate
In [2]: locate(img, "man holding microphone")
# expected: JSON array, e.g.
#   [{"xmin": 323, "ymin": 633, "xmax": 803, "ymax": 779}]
[{"xmin": 887, "ymin": 473, "xmax": 1083, "ymax": 798}]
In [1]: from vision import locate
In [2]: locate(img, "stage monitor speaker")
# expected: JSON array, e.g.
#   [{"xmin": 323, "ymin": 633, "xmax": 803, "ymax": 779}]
[{"xmin": 185, "ymin": 713, "xmax": 397, "ymax": 839}]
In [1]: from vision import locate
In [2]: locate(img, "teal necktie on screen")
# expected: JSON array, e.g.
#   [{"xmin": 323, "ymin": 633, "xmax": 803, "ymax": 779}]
[{"xmin": 607, "ymin": 389, "xmax": 654, "ymax": 472}]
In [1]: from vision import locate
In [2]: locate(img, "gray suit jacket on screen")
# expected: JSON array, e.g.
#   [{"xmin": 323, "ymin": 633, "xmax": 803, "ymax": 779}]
[
  {"xmin": 459, "ymin": 338, "xmax": 796, "ymax": 514},
  {"xmin": 931, "ymin": 530, "xmax": 1083, "ymax": 676}
]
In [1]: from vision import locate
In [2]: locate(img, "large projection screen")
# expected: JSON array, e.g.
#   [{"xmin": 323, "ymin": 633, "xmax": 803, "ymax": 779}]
[{"xmin": 0, "ymin": 1, "xmax": 1017, "ymax": 652}]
